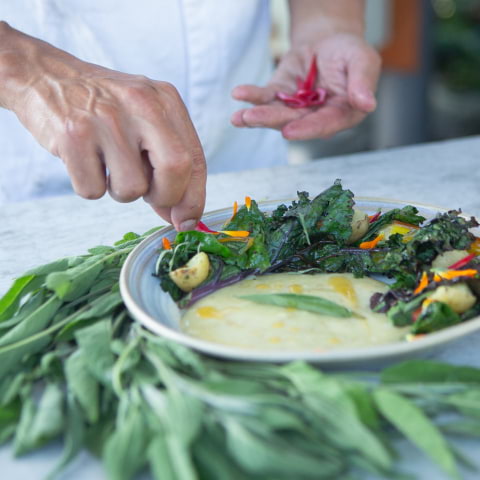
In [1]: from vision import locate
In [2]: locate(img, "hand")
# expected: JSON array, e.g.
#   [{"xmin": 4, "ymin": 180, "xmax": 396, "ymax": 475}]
[
  {"xmin": 0, "ymin": 23, "xmax": 206, "ymax": 231},
  {"xmin": 231, "ymin": 33, "xmax": 381, "ymax": 140}
]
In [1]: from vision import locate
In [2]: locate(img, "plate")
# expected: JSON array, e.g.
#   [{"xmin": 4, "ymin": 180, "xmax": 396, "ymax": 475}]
[{"xmin": 119, "ymin": 197, "xmax": 480, "ymax": 367}]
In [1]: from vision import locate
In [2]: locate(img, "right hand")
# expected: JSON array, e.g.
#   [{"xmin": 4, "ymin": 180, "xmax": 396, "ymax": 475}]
[{"xmin": 0, "ymin": 22, "xmax": 206, "ymax": 231}]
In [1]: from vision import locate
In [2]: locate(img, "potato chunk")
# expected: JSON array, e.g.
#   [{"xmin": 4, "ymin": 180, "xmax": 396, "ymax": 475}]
[
  {"xmin": 347, "ymin": 209, "xmax": 369, "ymax": 244},
  {"xmin": 428, "ymin": 283, "xmax": 476, "ymax": 314},
  {"xmin": 431, "ymin": 250, "xmax": 469, "ymax": 270},
  {"xmin": 169, "ymin": 252, "xmax": 210, "ymax": 292}
]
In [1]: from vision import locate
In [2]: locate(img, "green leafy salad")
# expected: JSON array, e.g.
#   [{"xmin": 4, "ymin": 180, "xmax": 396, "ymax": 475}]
[{"xmin": 156, "ymin": 179, "xmax": 480, "ymax": 338}]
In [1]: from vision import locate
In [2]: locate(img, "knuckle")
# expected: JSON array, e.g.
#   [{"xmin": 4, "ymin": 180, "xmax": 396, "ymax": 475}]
[
  {"xmin": 165, "ymin": 150, "xmax": 193, "ymax": 176},
  {"xmin": 110, "ymin": 178, "xmax": 150, "ymax": 203},
  {"xmin": 63, "ymin": 117, "xmax": 93, "ymax": 144}
]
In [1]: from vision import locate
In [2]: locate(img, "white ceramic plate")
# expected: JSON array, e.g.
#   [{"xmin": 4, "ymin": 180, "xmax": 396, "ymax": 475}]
[{"xmin": 120, "ymin": 197, "xmax": 480, "ymax": 367}]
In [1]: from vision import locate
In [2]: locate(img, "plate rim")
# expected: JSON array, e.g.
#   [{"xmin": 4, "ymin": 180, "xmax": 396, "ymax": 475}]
[{"xmin": 119, "ymin": 196, "xmax": 480, "ymax": 364}]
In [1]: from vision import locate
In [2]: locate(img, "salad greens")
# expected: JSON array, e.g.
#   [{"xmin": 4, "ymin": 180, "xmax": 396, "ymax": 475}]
[
  {"xmin": 0, "ymin": 180, "xmax": 480, "ymax": 479},
  {"xmin": 158, "ymin": 180, "xmax": 480, "ymax": 337}
]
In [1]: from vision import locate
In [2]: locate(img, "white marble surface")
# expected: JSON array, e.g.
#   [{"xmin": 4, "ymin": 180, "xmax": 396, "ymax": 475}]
[{"xmin": 1, "ymin": 135, "xmax": 480, "ymax": 479}]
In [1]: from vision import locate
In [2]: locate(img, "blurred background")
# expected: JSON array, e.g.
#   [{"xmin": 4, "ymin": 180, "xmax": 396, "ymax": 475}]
[{"xmin": 270, "ymin": 0, "xmax": 480, "ymax": 164}]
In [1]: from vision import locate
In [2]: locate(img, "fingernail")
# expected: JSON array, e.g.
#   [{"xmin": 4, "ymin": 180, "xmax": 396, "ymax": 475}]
[{"xmin": 178, "ymin": 219, "xmax": 198, "ymax": 232}]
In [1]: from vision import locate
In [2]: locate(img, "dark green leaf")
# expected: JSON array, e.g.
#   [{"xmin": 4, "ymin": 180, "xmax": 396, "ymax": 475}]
[{"xmin": 411, "ymin": 301, "xmax": 461, "ymax": 334}]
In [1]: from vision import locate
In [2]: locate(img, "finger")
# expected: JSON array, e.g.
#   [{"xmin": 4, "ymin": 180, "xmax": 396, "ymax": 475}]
[
  {"xmin": 142, "ymin": 123, "xmax": 206, "ymax": 230},
  {"xmin": 169, "ymin": 150, "xmax": 207, "ymax": 232},
  {"xmin": 231, "ymin": 84, "xmax": 277, "ymax": 105},
  {"xmin": 282, "ymin": 104, "xmax": 365, "ymax": 141},
  {"xmin": 63, "ymin": 147, "xmax": 107, "ymax": 199},
  {"xmin": 347, "ymin": 48, "xmax": 382, "ymax": 113},
  {"xmin": 231, "ymin": 104, "xmax": 304, "ymax": 130},
  {"xmin": 103, "ymin": 143, "xmax": 150, "ymax": 203}
]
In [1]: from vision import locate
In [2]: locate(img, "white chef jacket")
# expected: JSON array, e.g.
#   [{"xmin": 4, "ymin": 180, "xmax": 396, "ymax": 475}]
[{"xmin": 0, "ymin": 0, "xmax": 287, "ymax": 203}]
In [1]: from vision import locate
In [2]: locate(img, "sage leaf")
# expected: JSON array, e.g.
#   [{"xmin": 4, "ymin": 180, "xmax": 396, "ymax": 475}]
[
  {"xmin": 282, "ymin": 362, "xmax": 392, "ymax": 472},
  {"xmin": 24, "ymin": 258, "xmax": 70, "ymax": 277},
  {"xmin": 75, "ymin": 320, "xmax": 115, "ymax": 386},
  {"xmin": 239, "ymin": 293, "xmax": 359, "ymax": 318},
  {"xmin": 28, "ymin": 383, "xmax": 65, "ymax": 447},
  {"xmin": 46, "ymin": 256, "xmax": 104, "ymax": 301},
  {"xmin": 0, "ymin": 295, "xmax": 62, "ymax": 347},
  {"xmin": 224, "ymin": 418, "xmax": 343, "ymax": 478},
  {"xmin": 14, "ymin": 383, "xmax": 64, "ymax": 455},
  {"xmin": 0, "ymin": 275, "xmax": 35, "ymax": 322},
  {"xmin": 147, "ymin": 435, "xmax": 178, "ymax": 480},
  {"xmin": 46, "ymin": 394, "xmax": 85, "ymax": 480},
  {"xmin": 374, "ymin": 388, "xmax": 460, "ymax": 480},
  {"xmin": 104, "ymin": 399, "xmax": 148, "ymax": 480},
  {"xmin": 382, "ymin": 360, "xmax": 480, "ymax": 385},
  {"xmin": 65, "ymin": 350, "xmax": 99, "ymax": 423}
]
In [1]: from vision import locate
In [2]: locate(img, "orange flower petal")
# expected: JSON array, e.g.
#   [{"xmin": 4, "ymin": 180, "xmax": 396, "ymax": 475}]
[
  {"xmin": 359, "ymin": 234, "xmax": 384, "ymax": 250},
  {"xmin": 219, "ymin": 230, "xmax": 250, "ymax": 237},
  {"xmin": 437, "ymin": 269, "xmax": 478, "ymax": 280},
  {"xmin": 162, "ymin": 237, "xmax": 172, "ymax": 250},
  {"xmin": 413, "ymin": 271, "xmax": 429, "ymax": 295},
  {"xmin": 245, "ymin": 196, "xmax": 252, "ymax": 210}
]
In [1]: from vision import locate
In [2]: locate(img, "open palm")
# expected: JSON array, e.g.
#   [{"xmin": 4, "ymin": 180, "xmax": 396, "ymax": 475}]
[{"xmin": 231, "ymin": 33, "xmax": 381, "ymax": 140}]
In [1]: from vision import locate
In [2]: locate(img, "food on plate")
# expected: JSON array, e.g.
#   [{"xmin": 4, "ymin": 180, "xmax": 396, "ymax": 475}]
[
  {"xmin": 155, "ymin": 180, "xmax": 480, "ymax": 348},
  {"xmin": 181, "ymin": 273, "xmax": 407, "ymax": 351},
  {"xmin": 169, "ymin": 251, "xmax": 210, "ymax": 292}
]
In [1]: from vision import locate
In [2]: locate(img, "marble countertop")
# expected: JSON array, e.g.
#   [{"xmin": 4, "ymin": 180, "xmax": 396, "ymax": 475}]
[{"xmin": 1, "ymin": 135, "xmax": 480, "ymax": 479}]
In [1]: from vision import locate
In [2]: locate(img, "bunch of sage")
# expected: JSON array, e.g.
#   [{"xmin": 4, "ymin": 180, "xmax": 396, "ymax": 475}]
[{"xmin": 1, "ymin": 228, "xmax": 480, "ymax": 479}]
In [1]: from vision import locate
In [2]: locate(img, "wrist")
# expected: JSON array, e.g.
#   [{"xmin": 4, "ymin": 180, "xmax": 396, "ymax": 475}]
[
  {"xmin": 288, "ymin": 0, "xmax": 365, "ymax": 47},
  {"xmin": 0, "ymin": 22, "xmax": 35, "ymax": 111},
  {"xmin": 291, "ymin": 17, "xmax": 365, "ymax": 47}
]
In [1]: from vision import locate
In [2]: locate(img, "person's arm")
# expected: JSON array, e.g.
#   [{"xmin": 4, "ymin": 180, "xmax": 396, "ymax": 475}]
[
  {"xmin": 0, "ymin": 21, "xmax": 206, "ymax": 231},
  {"xmin": 231, "ymin": 0, "xmax": 381, "ymax": 140}
]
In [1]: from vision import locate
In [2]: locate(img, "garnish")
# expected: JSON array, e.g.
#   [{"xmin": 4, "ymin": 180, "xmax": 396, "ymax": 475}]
[
  {"xmin": 276, "ymin": 55, "xmax": 328, "ymax": 108},
  {"xmin": 359, "ymin": 234, "xmax": 384, "ymax": 250},
  {"xmin": 161, "ymin": 236, "xmax": 172, "ymax": 250},
  {"xmin": 195, "ymin": 220, "xmax": 250, "ymax": 238},
  {"xmin": 448, "ymin": 253, "xmax": 476, "ymax": 270},
  {"xmin": 414, "ymin": 272, "xmax": 429, "ymax": 295},
  {"xmin": 239, "ymin": 293, "xmax": 360, "ymax": 318}
]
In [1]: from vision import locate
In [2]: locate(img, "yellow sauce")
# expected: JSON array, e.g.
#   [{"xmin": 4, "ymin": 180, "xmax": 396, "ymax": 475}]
[{"xmin": 181, "ymin": 273, "xmax": 407, "ymax": 352}]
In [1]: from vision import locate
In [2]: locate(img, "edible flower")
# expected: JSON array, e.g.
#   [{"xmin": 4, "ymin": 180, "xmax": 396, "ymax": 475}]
[
  {"xmin": 468, "ymin": 237, "xmax": 480, "ymax": 256},
  {"xmin": 434, "ymin": 269, "xmax": 478, "ymax": 281},
  {"xmin": 162, "ymin": 237, "xmax": 172, "ymax": 250},
  {"xmin": 368, "ymin": 211, "xmax": 381, "ymax": 223},
  {"xmin": 195, "ymin": 220, "xmax": 249, "ymax": 238},
  {"xmin": 227, "ymin": 200, "xmax": 238, "ymax": 223},
  {"xmin": 413, "ymin": 271, "xmax": 429, "ymax": 295},
  {"xmin": 245, "ymin": 196, "xmax": 252, "ymax": 211},
  {"xmin": 448, "ymin": 253, "xmax": 476, "ymax": 270},
  {"xmin": 276, "ymin": 55, "xmax": 327, "ymax": 109},
  {"xmin": 359, "ymin": 233, "xmax": 384, "ymax": 250}
]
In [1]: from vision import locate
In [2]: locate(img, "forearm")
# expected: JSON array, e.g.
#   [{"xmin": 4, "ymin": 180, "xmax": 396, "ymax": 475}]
[{"xmin": 288, "ymin": 0, "xmax": 366, "ymax": 46}]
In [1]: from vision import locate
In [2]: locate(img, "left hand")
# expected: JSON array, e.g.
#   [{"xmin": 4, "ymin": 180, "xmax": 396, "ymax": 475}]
[{"xmin": 231, "ymin": 33, "xmax": 381, "ymax": 140}]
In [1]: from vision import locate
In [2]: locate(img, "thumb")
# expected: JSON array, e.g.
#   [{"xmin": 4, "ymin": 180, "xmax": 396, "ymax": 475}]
[
  {"xmin": 232, "ymin": 84, "xmax": 276, "ymax": 105},
  {"xmin": 347, "ymin": 48, "xmax": 382, "ymax": 113}
]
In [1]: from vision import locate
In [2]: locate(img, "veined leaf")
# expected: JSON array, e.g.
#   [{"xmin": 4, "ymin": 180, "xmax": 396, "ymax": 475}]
[
  {"xmin": 239, "ymin": 293, "xmax": 359, "ymax": 318},
  {"xmin": 373, "ymin": 388, "xmax": 460, "ymax": 480}
]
